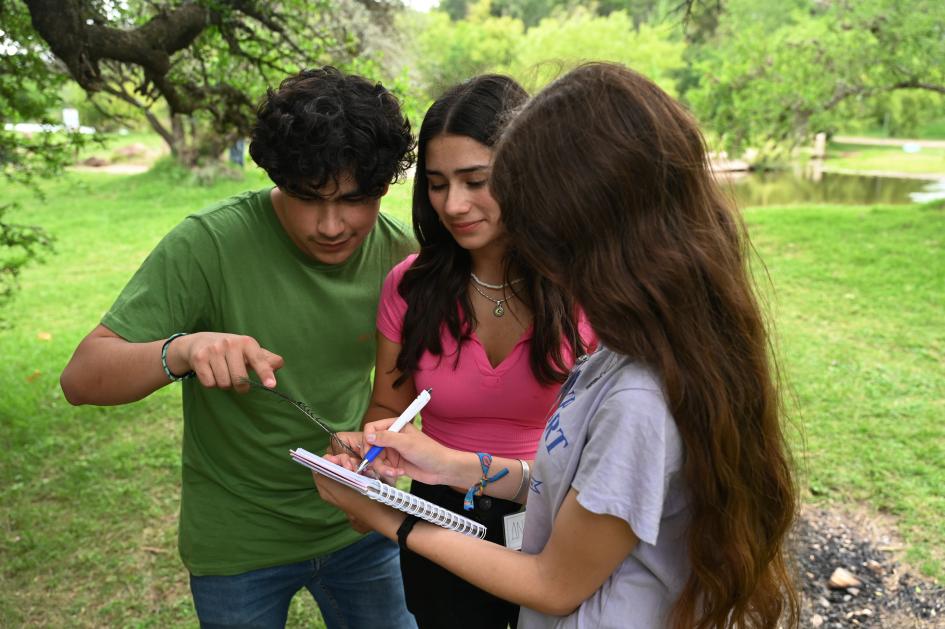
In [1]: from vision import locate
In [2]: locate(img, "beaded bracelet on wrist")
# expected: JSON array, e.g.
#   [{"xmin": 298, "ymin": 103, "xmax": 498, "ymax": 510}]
[{"xmin": 161, "ymin": 332, "xmax": 196, "ymax": 382}]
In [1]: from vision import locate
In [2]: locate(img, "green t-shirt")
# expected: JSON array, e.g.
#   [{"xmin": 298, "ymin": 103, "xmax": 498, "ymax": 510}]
[{"xmin": 102, "ymin": 188, "xmax": 415, "ymax": 575}]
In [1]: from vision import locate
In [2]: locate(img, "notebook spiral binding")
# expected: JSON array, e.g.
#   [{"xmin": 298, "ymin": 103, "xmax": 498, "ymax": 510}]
[
  {"xmin": 290, "ymin": 447, "xmax": 487, "ymax": 539},
  {"xmin": 371, "ymin": 483, "xmax": 487, "ymax": 539}
]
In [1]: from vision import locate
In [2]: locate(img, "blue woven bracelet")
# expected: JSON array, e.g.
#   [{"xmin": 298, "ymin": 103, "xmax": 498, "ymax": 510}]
[
  {"xmin": 161, "ymin": 332, "xmax": 196, "ymax": 382},
  {"xmin": 463, "ymin": 452, "xmax": 509, "ymax": 511}
]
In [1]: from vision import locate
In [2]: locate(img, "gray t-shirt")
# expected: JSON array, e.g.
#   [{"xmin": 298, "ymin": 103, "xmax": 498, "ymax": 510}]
[{"xmin": 517, "ymin": 347, "xmax": 690, "ymax": 629}]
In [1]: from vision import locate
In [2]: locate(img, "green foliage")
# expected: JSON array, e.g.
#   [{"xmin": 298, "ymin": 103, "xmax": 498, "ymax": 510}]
[
  {"xmin": 59, "ymin": 82, "xmax": 157, "ymax": 134},
  {"xmin": 504, "ymin": 7, "xmax": 685, "ymax": 94},
  {"xmin": 0, "ymin": 204, "xmax": 54, "ymax": 306},
  {"xmin": 0, "ymin": 0, "xmax": 78, "ymax": 307},
  {"xmin": 0, "ymin": 0, "xmax": 77, "ymax": 187},
  {"xmin": 447, "ymin": 0, "xmax": 677, "ymax": 28},
  {"xmin": 146, "ymin": 155, "xmax": 246, "ymax": 187},
  {"xmin": 402, "ymin": 4, "xmax": 684, "ymax": 102},
  {"xmin": 399, "ymin": 0, "xmax": 945, "ymax": 153},
  {"xmin": 402, "ymin": 6, "xmax": 524, "ymax": 100},
  {"xmin": 337, "ymin": 53, "xmax": 429, "ymax": 145},
  {"xmin": 490, "ymin": 0, "xmax": 568, "ymax": 27},
  {"xmin": 14, "ymin": 0, "xmax": 401, "ymax": 167},
  {"xmin": 382, "ymin": 67, "xmax": 431, "ymax": 149},
  {"xmin": 439, "ymin": 0, "xmax": 472, "ymax": 20},
  {"xmin": 688, "ymin": 0, "xmax": 945, "ymax": 155},
  {"xmin": 593, "ymin": 0, "xmax": 674, "ymax": 22},
  {"xmin": 850, "ymin": 91, "xmax": 945, "ymax": 138},
  {"xmin": 919, "ymin": 117, "xmax": 945, "ymax": 140}
]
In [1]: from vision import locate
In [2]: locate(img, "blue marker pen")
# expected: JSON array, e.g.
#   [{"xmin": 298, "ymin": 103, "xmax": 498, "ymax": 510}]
[{"xmin": 355, "ymin": 388, "xmax": 432, "ymax": 474}]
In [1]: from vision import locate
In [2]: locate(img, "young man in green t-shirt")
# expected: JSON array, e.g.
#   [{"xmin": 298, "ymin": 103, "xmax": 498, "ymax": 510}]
[{"xmin": 60, "ymin": 67, "xmax": 418, "ymax": 628}]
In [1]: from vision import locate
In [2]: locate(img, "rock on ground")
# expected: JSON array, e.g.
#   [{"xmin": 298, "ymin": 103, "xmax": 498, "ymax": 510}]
[{"xmin": 794, "ymin": 506, "xmax": 945, "ymax": 627}]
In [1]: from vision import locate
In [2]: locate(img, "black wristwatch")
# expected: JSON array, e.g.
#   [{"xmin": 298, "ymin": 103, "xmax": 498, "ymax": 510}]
[{"xmin": 397, "ymin": 515, "xmax": 419, "ymax": 551}]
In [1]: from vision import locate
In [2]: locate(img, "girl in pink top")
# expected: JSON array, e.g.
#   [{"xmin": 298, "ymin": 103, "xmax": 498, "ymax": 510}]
[
  {"xmin": 377, "ymin": 254, "xmax": 592, "ymax": 460},
  {"xmin": 362, "ymin": 75, "xmax": 594, "ymax": 629}
]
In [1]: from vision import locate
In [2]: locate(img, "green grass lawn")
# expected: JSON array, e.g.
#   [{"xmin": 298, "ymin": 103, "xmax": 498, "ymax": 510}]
[
  {"xmin": 746, "ymin": 203, "xmax": 945, "ymax": 576},
  {"xmin": 1, "ymin": 164, "xmax": 943, "ymax": 626},
  {"xmin": 827, "ymin": 142, "xmax": 945, "ymax": 175}
]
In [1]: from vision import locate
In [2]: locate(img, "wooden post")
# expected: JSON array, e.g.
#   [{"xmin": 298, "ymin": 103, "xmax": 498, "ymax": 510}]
[{"xmin": 813, "ymin": 132, "xmax": 827, "ymax": 159}]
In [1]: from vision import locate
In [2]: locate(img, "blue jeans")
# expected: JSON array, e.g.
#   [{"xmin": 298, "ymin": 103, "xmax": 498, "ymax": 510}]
[{"xmin": 190, "ymin": 532, "xmax": 417, "ymax": 629}]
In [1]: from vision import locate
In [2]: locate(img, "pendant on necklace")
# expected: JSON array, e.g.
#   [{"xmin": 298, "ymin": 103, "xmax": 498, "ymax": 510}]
[{"xmin": 494, "ymin": 304, "xmax": 505, "ymax": 317}]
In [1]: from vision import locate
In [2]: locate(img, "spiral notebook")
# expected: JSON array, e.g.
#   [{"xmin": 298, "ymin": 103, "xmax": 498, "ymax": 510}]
[{"xmin": 291, "ymin": 448, "xmax": 487, "ymax": 539}]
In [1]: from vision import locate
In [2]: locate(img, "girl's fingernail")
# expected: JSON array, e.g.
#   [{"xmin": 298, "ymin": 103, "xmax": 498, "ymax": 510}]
[{"xmin": 366, "ymin": 433, "xmax": 376, "ymax": 443}]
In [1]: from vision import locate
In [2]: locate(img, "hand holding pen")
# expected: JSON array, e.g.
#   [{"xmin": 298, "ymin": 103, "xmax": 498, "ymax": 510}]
[
  {"xmin": 358, "ymin": 420, "xmax": 464, "ymax": 488},
  {"xmin": 355, "ymin": 388, "xmax": 432, "ymax": 474}
]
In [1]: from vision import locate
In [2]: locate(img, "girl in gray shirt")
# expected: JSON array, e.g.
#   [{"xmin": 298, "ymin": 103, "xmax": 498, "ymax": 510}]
[
  {"xmin": 316, "ymin": 62, "xmax": 800, "ymax": 629},
  {"xmin": 516, "ymin": 348, "xmax": 690, "ymax": 628}
]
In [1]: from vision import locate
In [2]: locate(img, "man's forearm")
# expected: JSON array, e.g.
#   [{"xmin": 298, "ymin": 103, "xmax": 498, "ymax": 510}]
[{"xmin": 61, "ymin": 335, "xmax": 170, "ymax": 406}]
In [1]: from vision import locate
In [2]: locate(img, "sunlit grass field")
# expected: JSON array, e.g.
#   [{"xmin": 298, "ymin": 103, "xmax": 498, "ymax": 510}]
[
  {"xmin": 1, "ymin": 163, "xmax": 942, "ymax": 626},
  {"xmin": 746, "ymin": 202, "xmax": 945, "ymax": 575},
  {"xmin": 828, "ymin": 142, "xmax": 945, "ymax": 175}
]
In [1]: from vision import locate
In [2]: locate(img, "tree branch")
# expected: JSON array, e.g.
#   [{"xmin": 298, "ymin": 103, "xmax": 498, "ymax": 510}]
[
  {"xmin": 100, "ymin": 83, "xmax": 175, "ymax": 148},
  {"xmin": 20, "ymin": 0, "xmax": 369, "ymax": 166},
  {"xmin": 25, "ymin": 0, "xmax": 208, "ymax": 111},
  {"xmin": 892, "ymin": 80, "xmax": 945, "ymax": 95}
]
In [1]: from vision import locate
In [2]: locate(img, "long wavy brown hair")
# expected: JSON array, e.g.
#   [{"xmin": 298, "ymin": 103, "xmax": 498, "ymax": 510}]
[{"xmin": 491, "ymin": 62, "xmax": 799, "ymax": 629}]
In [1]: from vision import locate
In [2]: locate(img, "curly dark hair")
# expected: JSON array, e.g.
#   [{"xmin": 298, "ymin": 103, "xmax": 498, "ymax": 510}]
[{"xmin": 249, "ymin": 66, "xmax": 414, "ymax": 198}]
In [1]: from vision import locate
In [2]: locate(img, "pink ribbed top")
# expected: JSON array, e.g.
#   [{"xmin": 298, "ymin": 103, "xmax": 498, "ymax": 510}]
[{"xmin": 377, "ymin": 254, "xmax": 596, "ymax": 459}]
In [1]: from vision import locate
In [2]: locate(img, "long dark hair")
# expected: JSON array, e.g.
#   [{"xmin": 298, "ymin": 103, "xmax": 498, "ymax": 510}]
[
  {"xmin": 491, "ymin": 63, "xmax": 799, "ymax": 629},
  {"xmin": 394, "ymin": 74, "xmax": 585, "ymax": 387}
]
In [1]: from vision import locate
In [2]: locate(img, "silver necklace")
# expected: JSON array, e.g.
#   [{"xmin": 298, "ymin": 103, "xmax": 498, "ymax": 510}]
[
  {"xmin": 470, "ymin": 272, "xmax": 523, "ymax": 291},
  {"xmin": 471, "ymin": 282, "xmax": 515, "ymax": 317}
]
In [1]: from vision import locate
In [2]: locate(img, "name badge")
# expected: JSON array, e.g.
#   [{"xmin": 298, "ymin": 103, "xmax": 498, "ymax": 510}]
[{"xmin": 503, "ymin": 510, "xmax": 527, "ymax": 550}]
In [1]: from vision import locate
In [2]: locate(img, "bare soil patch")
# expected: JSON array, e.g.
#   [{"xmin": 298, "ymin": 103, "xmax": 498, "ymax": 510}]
[{"xmin": 795, "ymin": 504, "xmax": 945, "ymax": 627}]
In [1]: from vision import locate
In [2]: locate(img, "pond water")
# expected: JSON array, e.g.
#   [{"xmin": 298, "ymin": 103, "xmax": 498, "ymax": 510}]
[{"xmin": 722, "ymin": 168, "xmax": 945, "ymax": 208}]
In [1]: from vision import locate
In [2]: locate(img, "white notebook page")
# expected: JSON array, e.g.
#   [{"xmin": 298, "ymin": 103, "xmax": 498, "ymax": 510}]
[{"xmin": 291, "ymin": 448, "xmax": 487, "ymax": 538}]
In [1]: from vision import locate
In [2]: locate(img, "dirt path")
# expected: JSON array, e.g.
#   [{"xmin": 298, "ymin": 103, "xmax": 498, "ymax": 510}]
[{"xmin": 69, "ymin": 140, "xmax": 168, "ymax": 174}]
